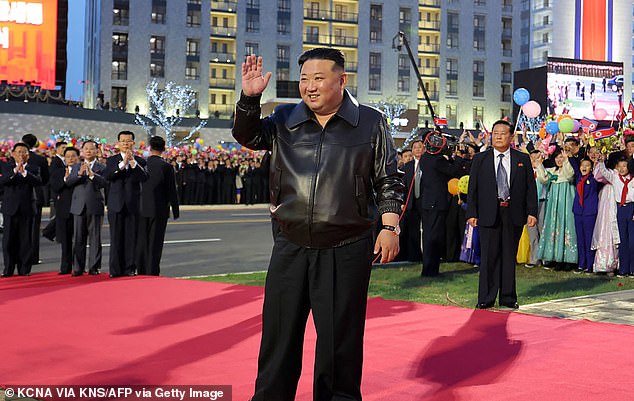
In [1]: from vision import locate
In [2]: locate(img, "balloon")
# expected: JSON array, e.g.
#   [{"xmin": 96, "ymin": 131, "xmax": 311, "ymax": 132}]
[
  {"xmin": 558, "ymin": 118, "xmax": 574, "ymax": 133},
  {"xmin": 545, "ymin": 121, "xmax": 559, "ymax": 135},
  {"xmin": 142, "ymin": 150, "xmax": 150, "ymax": 157},
  {"xmin": 448, "ymin": 178, "xmax": 460, "ymax": 196},
  {"xmin": 572, "ymin": 119, "xmax": 581, "ymax": 133},
  {"xmin": 191, "ymin": 149, "xmax": 198, "ymax": 155},
  {"xmin": 101, "ymin": 138, "xmax": 107, "ymax": 144},
  {"xmin": 513, "ymin": 88, "xmax": 530, "ymax": 106},
  {"xmin": 556, "ymin": 114, "xmax": 571, "ymax": 122},
  {"xmin": 594, "ymin": 108, "xmax": 608, "ymax": 120},
  {"xmin": 521, "ymin": 101, "xmax": 541, "ymax": 118},
  {"xmin": 458, "ymin": 175, "xmax": 470, "ymax": 194},
  {"xmin": 539, "ymin": 127, "xmax": 546, "ymax": 138}
]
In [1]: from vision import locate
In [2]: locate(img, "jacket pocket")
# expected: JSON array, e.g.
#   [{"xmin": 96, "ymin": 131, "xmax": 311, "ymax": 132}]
[
  {"xmin": 355, "ymin": 175, "xmax": 368, "ymax": 218},
  {"xmin": 271, "ymin": 167, "xmax": 282, "ymax": 205}
]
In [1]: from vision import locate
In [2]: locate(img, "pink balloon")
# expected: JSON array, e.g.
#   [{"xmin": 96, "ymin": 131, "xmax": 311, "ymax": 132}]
[
  {"xmin": 594, "ymin": 108, "xmax": 608, "ymax": 120},
  {"xmin": 521, "ymin": 101, "xmax": 541, "ymax": 118},
  {"xmin": 572, "ymin": 119, "xmax": 581, "ymax": 132}
]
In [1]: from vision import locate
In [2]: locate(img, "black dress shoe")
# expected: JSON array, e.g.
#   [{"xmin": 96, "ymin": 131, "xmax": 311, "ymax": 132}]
[
  {"xmin": 88, "ymin": 270, "xmax": 100, "ymax": 275},
  {"xmin": 123, "ymin": 271, "xmax": 137, "ymax": 276},
  {"xmin": 109, "ymin": 274, "xmax": 118, "ymax": 278},
  {"xmin": 71, "ymin": 271, "xmax": 84, "ymax": 277},
  {"xmin": 58, "ymin": 271, "xmax": 71, "ymax": 275},
  {"xmin": 500, "ymin": 302, "xmax": 519, "ymax": 310},
  {"xmin": 1, "ymin": 273, "xmax": 13, "ymax": 278},
  {"xmin": 476, "ymin": 302, "xmax": 494, "ymax": 309}
]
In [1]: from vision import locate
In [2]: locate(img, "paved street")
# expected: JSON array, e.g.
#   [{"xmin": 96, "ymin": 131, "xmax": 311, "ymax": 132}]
[{"xmin": 26, "ymin": 205, "xmax": 273, "ymax": 278}]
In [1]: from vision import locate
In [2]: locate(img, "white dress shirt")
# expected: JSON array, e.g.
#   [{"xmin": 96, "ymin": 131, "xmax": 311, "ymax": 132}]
[{"xmin": 493, "ymin": 147, "xmax": 511, "ymax": 188}]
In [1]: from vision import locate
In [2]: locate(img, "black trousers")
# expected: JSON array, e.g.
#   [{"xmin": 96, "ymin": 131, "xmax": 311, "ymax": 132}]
[
  {"xmin": 252, "ymin": 231, "xmax": 373, "ymax": 401},
  {"xmin": 56, "ymin": 214, "xmax": 74, "ymax": 274},
  {"xmin": 73, "ymin": 213, "xmax": 103, "ymax": 273},
  {"xmin": 478, "ymin": 206, "xmax": 523, "ymax": 305},
  {"xmin": 395, "ymin": 208, "xmax": 422, "ymax": 262},
  {"xmin": 135, "ymin": 216, "xmax": 168, "ymax": 276},
  {"xmin": 2, "ymin": 212, "xmax": 33, "ymax": 276},
  {"xmin": 108, "ymin": 207, "xmax": 138, "ymax": 276},
  {"xmin": 30, "ymin": 204, "xmax": 43, "ymax": 264},
  {"xmin": 421, "ymin": 208, "xmax": 447, "ymax": 276}
]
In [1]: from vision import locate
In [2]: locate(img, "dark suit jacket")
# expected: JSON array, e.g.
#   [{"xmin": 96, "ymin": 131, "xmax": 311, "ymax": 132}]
[
  {"xmin": 466, "ymin": 148, "xmax": 538, "ymax": 227},
  {"xmin": 28, "ymin": 151, "xmax": 49, "ymax": 206},
  {"xmin": 50, "ymin": 164, "xmax": 81, "ymax": 219},
  {"xmin": 401, "ymin": 159, "xmax": 420, "ymax": 212},
  {"xmin": 419, "ymin": 152, "xmax": 465, "ymax": 211},
  {"xmin": 67, "ymin": 161, "xmax": 107, "ymax": 216},
  {"xmin": 140, "ymin": 155, "xmax": 180, "ymax": 220},
  {"xmin": 49, "ymin": 155, "xmax": 66, "ymax": 196},
  {"xmin": 0, "ymin": 161, "xmax": 42, "ymax": 216},
  {"xmin": 104, "ymin": 154, "xmax": 148, "ymax": 214}
]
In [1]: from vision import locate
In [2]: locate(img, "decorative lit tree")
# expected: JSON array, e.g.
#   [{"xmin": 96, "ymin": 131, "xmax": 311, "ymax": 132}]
[
  {"xmin": 374, "ymin": 97, "xmax": 408, "ymax": 139},
  {"xmin": 134, "ymin": 80, "xmax": 207, "ymax": 147}
]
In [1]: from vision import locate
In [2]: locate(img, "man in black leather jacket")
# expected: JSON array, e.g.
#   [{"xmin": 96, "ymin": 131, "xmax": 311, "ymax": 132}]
[{"xmin": 233, "ymin": 48, "xmax": 404, "ymax": 401}]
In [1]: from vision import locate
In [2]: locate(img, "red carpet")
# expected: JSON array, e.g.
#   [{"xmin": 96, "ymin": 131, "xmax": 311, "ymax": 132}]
[{"xmin": 1, "ymin": 272, "xmax": 633, "ymax": 401}]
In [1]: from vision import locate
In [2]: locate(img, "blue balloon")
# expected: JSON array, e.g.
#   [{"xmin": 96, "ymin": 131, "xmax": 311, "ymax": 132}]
[
  {"xmin": 545, "ymin": 121, "xmax": 559, "ymax": 135},
  {"xmin": 513, "ymin": 88, "xmax": 530, "ymax": 106}
]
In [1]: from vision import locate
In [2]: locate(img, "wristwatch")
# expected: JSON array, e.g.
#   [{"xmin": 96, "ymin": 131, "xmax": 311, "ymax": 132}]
[{"xmin": 380, "ymin": 224, "xmax": 401, "ymax": 236}]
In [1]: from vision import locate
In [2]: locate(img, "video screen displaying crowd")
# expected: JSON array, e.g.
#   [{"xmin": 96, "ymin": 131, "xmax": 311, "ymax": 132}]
[{"xmin": 396, "ymin": 128, "xmax": 634, "ymax": 278}]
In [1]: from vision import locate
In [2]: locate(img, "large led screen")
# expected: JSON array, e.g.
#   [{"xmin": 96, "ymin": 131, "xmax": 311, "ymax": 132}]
[
  {"xmin": 547, "ymin": 57, "xmax": 624, "ymax": 121},
  {"xmin": 0, "ymin": 0, "xmax": 58, "ymax": 89}
]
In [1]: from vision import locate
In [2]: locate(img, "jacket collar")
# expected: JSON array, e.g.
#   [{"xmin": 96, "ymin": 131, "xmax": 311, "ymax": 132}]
[{"xmin": 286, "ymin": 89, "xmax": 359, "ymax": 129}]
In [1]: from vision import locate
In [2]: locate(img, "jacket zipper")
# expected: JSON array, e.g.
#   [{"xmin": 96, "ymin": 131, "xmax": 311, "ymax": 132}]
[{"xmin": 308, "ymin": 126, "xmax": 327, "ymax": 245}]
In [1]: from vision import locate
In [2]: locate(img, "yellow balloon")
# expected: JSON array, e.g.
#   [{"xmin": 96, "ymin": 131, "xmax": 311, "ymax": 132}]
[{"xmin": 458, "ymin": 175, "xmax": 470, "ymax": 194}]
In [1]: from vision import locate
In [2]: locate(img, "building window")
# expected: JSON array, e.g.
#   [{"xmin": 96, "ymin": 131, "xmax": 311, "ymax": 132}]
[
  {"xmin": 111, "ymin": 86, "xmax": 127, "ymax": 110},
  {"xmin": 473, "ymin": 106, "xmax": 484, "ymax": 126},
  {"xmin": 278, "ymin": 0, "xmax": 290, "ymax": 12},
  {"xmin": 151, "ymin": 0, "xmax": 165, "ymax": 24},
  {"xmin": 276, "ymin": 68, "xmax": 290, "ymax": 81},
  {"xmin": 370, "ymin": 4, "xmax": 382, "ymax": 43},
  {"xmin": 111, "ymin": 61, "xmax": 127, "ymax": 80},
  {"xmin": 370, "ymin": 4, "xmax": 382, "ymax": 20},
  {"xmin": 447, "ymin": 32, "xmax": 458, "ymax": 48},
  {"xmin": 446, "ymin": 58, "xmax": 458, "ymax": 76},
  {"xmin": 370, "ymin": 29, "xmax": 382, "ymax": 43},
  {"xmin": 150, "ymin": 61, "xmax": 164, "ymax": 77},
  {"xmin": 397, "ymin": 76, "xmax": 409, "ymax": 92},
  {"xmin": 277, "ymin": 45, "xmax": 290, "ymax": 64},
  {"xmin": 446, "ymin": 79, "xmax": 457, "ymax": 96},
  {"xmin": 369, "ymin": 73, "xmax": 381, "ymax": 91},
  {"xmin": 150, "ymin": 36, "xmax": 165, "ymax": 55},
  {"xmin": 473, "ymin": 81, "xmax": 484, "ymax": 97},
  {"xmin": 112, "ymin": 33, "xmax": 128, "ymax": 60},
  {"xmin": 245, "ymin": 42, "xmax": 259, "ymax": 56},
  {"xmin": 369, "ymin": 52, "xmax": 381, "ymax": 70},
  {"xmin": 446, "ymin": 104, "xmax": 457, "ymax": 126},
  {"xmin": 278, "ymin": 15, "xmax": 290, "ymax": 34},
  {"xmin": 186, "ymin": 39, "xmax": 200, "ymax": 57},
  {"xmin": 187, "ymin": 9, "xmax": 201, "ymax": 27},
  {"xmin": 113, "ymin": 2, "xmax": 129, "ymax": 26},
  {"xmin": 399, "ymin": 8, "xmax": 411, "ymax": 25},
  {"xmin": 246, "ymin": 13, "xmax": 259, "ymax": 32},
  {"xmin": 186, "ymin": 62, "xmax": 199, "ymax": 80},
  {"xmin": 398, "ymin": 54, "xmax": 409, "ymax": 70}
]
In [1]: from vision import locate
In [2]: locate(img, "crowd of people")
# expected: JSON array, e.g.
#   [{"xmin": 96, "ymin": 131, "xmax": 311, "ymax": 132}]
[{"xmin": 396, "ymin": 125, "xmax": 634, "ymax": 281}]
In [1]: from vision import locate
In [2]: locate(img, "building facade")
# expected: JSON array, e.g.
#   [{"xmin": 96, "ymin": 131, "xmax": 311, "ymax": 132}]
[{"xmin": 83, "ymin": 0, "xmax": 558, "ymax": 129}]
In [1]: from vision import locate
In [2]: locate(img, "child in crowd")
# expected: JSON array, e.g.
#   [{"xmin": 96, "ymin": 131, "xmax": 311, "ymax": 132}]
[
  {"xmin": 571, "ymin": 157, "xmax": 601, "ymax": 273},
  {"xmin": 594, "ymin": 155, "xmax": 634, "ymax": 277},
  {"xmin": 536, "ymin": 149, "xmax": 578, "ymax": 267}
]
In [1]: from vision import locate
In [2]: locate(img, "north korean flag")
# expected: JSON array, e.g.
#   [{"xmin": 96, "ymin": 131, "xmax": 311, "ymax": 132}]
[
  {"xmin": 433, "ymin": 116, "xmax": 448, "ymax": 126},
  {"xmin": 580, "ymin": 117, "xmax": 598, "ymax": 131},
  {"xmin": 628, "ymin": 101, "xmax": 634, "ymax": 115},
  {"xmin": 591, "ymin": 127, "xmax": 616, "ymax": 140},
  {"xmin": 616, "ymin": 108, "xmax": 627, "ymax": 123}
]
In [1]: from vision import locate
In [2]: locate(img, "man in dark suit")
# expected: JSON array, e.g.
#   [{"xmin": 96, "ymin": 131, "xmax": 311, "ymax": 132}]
[
  {"xmin": 22, "ymin": 134, "xmax": 50, "ymax": 265},
  {"xmin": 0, "ymin": 143, "xmax": 42, "ymax": 277},
  {"xmin": 104, "ymin": 131, "xmax": 148, "ymax": 277},
  {"xmin": 419, "ymin": 132, "xmax": 466, "ymax": 276},
  {"xmin": 136, "ymin": 136, "xmax": 179, "ymax": 275},
  {"xmin": 467, "ymin": 120, "xmax": 538, "ymax": 309},
  {"xmin": 396, "ymin": 139, "xmax": 424, "ymax": 262},
  {"xmin": 67, "ymin": 140, "xmax": 107, "ymax": 275},
  {"xmin": 50, "ymin": 147, "xmax": 81, "ymax": 275},
  {"xmin": 42, "ymin": 141, "xmax": 67, "ymax": 241}
]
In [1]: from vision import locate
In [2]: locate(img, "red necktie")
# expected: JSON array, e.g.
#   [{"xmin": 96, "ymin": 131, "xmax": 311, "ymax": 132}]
[
  {"xmin": 620, "ymin": 175, "xmax": 633, "ymax": 206},
  {"xmin": 577, "ymin": 174, "xmax": 589, "ymax": 207}
]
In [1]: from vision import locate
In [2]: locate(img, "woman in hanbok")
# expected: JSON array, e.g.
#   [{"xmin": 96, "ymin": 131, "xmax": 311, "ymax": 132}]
[{"xmin": 536, "ymin": 149, "xmax": 578, "ymax": 266}]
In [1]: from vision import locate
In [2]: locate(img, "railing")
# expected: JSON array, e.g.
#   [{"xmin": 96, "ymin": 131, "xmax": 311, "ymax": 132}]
[
  {"xmin": 473, "ymin": 71, "xmax": 484, "ymax": 80},
  {"xmin": 502, "ymin": 49, "xmax": 512, "ymax": 57},
  {"xmin": 211, "ymin": 0, "xmax": 238, "ymax": 12},
  {"xmin": 303, "ymin": 34, "xmax": 331, "ymax": 45},
  {"xmin": 501, "ymin": 94, "xmax": 511, "ymax": 102},
  {"xmin": 111, "ymin": 71, "xmax": 127, "ymax": 80},
  {"xmin": 209, "ymin": 78, "xmax": 236, "ymax": 89},
  {"xmin": 419, "ymin": 0, "xmax": 440, "ymax": 7},
  {"xmin": 332, "ymin": 35, "xmax": 358, "ymax": 47},
  {"xmin": 419, "ymin": 19, "xmax": 440, "ymax": 30},
  {"xmin": 208, "ymin": 104, "xmax": 235, "ymax": 116},
  {"xmin": 418, "ymin": 90, "xmax": 439, "ymax": 101},
  {"xmin": 502, "ymin": 73, "xmax": 512, "ymax": 83},
  {"xmin": 346, "ymin": 62, "xmax": 358, "ymax": 73},
  {"xmin": 502, "ymin": 28, "xmax": 512, "ymax": 38},
  {"xmin": 209, "ymin": 52, "xmax": 236, "ymax": 64},
  {"xmin": 304, "ymin": 8, "xmax": 330, "ymax": 20},
  {"xmin": 420, "ymin": 67, "xmax": 439, "ymax": 77},
  {"xmin": 533, "ymin": 21, "xmax": 552, "ymax": 28},
  {"xmin": 418, "ymin": 43, "xmax": 440, "ymax": 53},
  {"xmin": 210, "ymin": 26, "xmax": 237, "ymax": 37},
  {"xmin": 332, "ymin": 10, "xmax": 358, "ymax": 23}
]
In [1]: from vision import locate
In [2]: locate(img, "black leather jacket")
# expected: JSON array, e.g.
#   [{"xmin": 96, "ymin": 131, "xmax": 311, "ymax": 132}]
[{"xmin": 233, "ymin": 91, "xmax": 404, "ymax": 248}]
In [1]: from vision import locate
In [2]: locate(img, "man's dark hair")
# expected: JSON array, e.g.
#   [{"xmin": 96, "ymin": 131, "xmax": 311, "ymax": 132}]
[
  {"xmin": 410, "ymin": 138, "xmax": 424, "ymax": 147},
  {"xmin": 21, "ymin": 134, "xmax": 37, "ymax": 148},
  {"xmin": 12, "ymin": 142, "xmax": 29, "ymax": 152},
  {"xmin": 624, "ymin": 135, "xmax": 634, "ymax": 144},
  {"xmin": 64, "ymin": 146, "xmax": 79, "ymax": 156},
  {"xmin": 118, "ymin": 130, "xmax": 135, "ymax": 141},
  {"xmin": 616, "ymin": 156, "xmax": 629, "ymax": 164},
  {"xmin": 81, "ymin": 140, "xmax": 98, "ymax": 149},
  {"xmin": 298, "ymin": 48, "xmax": 345, "ymax": 71},
  {"xmin": 55, "ymin": 141, "xmax": 67, "ymax": 149},
  {"xmin": 564, "ymin": 137, "xmax": 580, "ymax": 145},
  {"xmin": 149, "ymin": 136, "xmax": 166, "ymax": 152},
  {"xmin": 529, "ymin": 149, "xmax": 541, "ymax": 156},
  {"xmin": 491, "ymin": 119, "xmax": 513, "ymax": 132}
]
